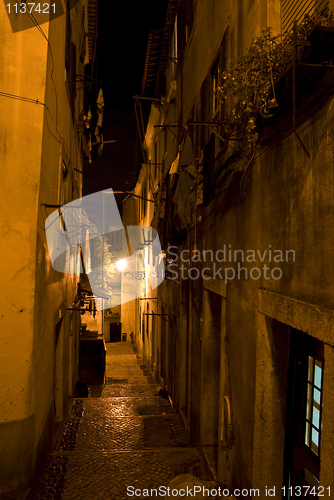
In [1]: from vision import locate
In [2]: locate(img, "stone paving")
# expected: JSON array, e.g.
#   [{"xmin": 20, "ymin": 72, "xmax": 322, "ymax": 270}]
[{"xmin": 35, "ymin": 342, "xmax": 212, "ymax": 499}]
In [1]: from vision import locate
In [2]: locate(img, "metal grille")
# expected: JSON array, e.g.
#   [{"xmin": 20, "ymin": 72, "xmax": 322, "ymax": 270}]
[{"xmin": 282, "ymin": 0, "xmax": 329, "ymax": 33}]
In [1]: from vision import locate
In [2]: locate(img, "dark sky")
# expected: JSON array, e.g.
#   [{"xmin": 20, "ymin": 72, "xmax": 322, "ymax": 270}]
[{"xmin": 83, "ymin": 1, "xmax": 168, "ymax": 203}]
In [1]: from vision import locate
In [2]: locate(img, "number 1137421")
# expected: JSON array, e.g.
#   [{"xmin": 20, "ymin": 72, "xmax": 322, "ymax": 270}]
[
  {"xmin": 282, "ymin": 486, "xmax": 330, "ymax": 497},
  {"xmin": 6, "ymin": 3, "xmax": 56, "ymax": 14}
]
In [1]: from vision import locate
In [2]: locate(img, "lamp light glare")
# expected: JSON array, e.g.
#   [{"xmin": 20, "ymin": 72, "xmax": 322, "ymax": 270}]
[{"xmin": 116, "ymin": 259, "xmax": 126, "ymax": 271}]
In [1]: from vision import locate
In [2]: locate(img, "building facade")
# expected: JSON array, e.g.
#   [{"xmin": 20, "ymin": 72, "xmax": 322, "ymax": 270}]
[
  {"xmin": 123, "ymin": 0, "xmax": 334, "ymax": 495},
  {"xmin": 0, "ymin": 0, "xmax": 97, "ymax": 495}
]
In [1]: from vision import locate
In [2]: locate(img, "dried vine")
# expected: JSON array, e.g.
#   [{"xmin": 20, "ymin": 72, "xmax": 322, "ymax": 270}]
[{"xmin": 219, "ymin": 10, "xmax": 334, "ymax": 163}]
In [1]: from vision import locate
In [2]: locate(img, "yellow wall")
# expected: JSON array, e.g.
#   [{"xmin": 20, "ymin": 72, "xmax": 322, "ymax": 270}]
[{"xmin": 0, "ymin": 1, "xmax": 85, "ymax": 493}]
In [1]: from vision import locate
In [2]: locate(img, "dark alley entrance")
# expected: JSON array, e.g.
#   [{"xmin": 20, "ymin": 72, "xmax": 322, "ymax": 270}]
[
  {"xmin": 109, "ymin": 322, "xmax": 122, "ymax": 343},
  {"xmin": 34, "ymin": 342, "xmax": 214, "ymax": 499}
]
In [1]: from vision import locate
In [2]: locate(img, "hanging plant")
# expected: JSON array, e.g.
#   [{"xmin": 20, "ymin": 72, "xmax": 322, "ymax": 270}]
[{"xmin": 218, "ymin": 10, "xmax": 334, "ymax": 163}]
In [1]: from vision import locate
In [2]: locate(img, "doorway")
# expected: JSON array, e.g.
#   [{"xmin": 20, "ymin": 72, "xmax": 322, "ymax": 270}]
[
  {"xmin": 284, "ymin": 328, "xmax": 324, "ymax": 497},
  {"xmin": 200, "ymin": 289, "xmax": 221, "ymax": 446},
  {"xmin": 160, "ymin": 305, "xmax": 165, "ymax": 383},
  {"xmin": 110, "ymin": 322, "xmax": 122, "ymax": 342},
  {"xmin": 54, "ymin": 318, "xmax": 64, "ymax": 443}
]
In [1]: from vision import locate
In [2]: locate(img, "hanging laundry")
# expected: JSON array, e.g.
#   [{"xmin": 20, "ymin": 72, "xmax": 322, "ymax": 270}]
[
  {"xmin": 172, "ymin": 135, "xmax": 196, "ymax": 229},
  {"xmin": 179, "ymin": 133, "xmax": 195, "ymax": 168},
  {"xmin": 95, "ymin": 89, "xmax": 104, "ymax": 150},
  {"xmin": 83, "ymin": 106, "xmax": 92, "ymax": 163},
  {"xmin": 169, "ymin": 153, "xmax": 180, "ymax": 188},
  {"xmin": 169, "ymin": 153, "xmax": 180, "ymax": 175}
]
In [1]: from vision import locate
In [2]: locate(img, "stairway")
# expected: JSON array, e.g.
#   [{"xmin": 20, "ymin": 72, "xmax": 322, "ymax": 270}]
[{"xmin": 35, "ymin": 342, "xmax": 212, "ymax": 499}]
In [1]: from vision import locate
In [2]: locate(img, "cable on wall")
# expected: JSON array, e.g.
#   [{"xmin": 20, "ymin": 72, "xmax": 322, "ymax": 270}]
[
  {"xmin": 0, "ymin": 90, "xmax": 48, "ymax": 106},
  {"xmin": 22, "ymin": 0, "xmax": 59, "ymax": 124}
]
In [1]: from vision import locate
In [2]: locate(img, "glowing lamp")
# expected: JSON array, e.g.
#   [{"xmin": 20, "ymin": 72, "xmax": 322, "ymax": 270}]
[{"xmin": 116, "ymin": 259, "xmax": 126, "ymax": 271}]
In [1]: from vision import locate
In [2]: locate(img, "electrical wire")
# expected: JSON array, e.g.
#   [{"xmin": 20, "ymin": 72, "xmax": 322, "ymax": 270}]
[
  {"xmin": 0, "ymin": 90, "xmax": 48, "ymax": 106},
  {"xmin": 22, "ymin": 4, "xmax": 59, "ymax": 125},
  {"xmin": 16, "ymin": 2, "xmax": 82, "ymax": 160},
  {"xmin": 2, "ymin": 3, "xmax": 88, "ymax": 244},
  {"xmin": 0, "ymin": 88, "xmax": 72, "ymax": 166}
]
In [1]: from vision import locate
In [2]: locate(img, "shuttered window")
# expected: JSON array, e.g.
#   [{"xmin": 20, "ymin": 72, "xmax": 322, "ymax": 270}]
[
  {"xmin": 282, "ymin": 0, "xmax": 329, "ymax": 33},
  {"xmin": 177, "ymin": 0, "xmax": 194, "ymax": 59}
]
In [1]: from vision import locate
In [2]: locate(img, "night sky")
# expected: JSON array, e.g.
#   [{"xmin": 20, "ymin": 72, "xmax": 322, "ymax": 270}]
[{"xmin": 83, "ymin": 0, "xmax": 168, "ymax": 204}]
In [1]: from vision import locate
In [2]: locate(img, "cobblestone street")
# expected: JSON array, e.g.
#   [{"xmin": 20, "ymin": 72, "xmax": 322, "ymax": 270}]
[{"xmin": 35, "ymin": 342, "xmax": 213, "ymax": 499}]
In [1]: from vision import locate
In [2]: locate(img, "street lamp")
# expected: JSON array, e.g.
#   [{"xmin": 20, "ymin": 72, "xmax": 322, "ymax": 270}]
[
  {"xmin": 115, "ymin": 258, "xmax": 146, "ymax": 281},
  {"xmin": 115, "ymin": 259, "xmax": 126, "ymax": 271}
]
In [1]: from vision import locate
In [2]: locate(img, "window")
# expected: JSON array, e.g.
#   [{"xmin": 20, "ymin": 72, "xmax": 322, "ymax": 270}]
[
  {"xmin": 79, "ymin": 6, "xmax": 86, "ymax": 64},
  {"xmin": 65, "ymin": 0, "xmax": 77, "ymax": 118},
  {"xmin": 171, "ymin": 14, "xmax": 178, "ymax": 81},
  {"xmin": 59, "ymin": 144, "xmax": 70, "ymax": 207},
  {"xmin": 176, "ymin": 0, "xmax": 194, "ymax": 59},
  {"xmin": 210, "ymin": 33, "xmax": 227, "ymax": 121},
  {"xmin": 305, "ymin": 356, "xmax": 324, "ymax": 456},
  {"xmin": 196, "ymin": 31, "xmax": 229, "ymax": 204},
  {"xmin": 146, "ymin": 303, "xmax": 149, "ymax": 338},
  {"xmin": 210, "ymin": 32, "xmax": 228, "ymax": 164},
  {"xmin": 141, "ymin": 309, "xmax": 145, "ymax": 344}
]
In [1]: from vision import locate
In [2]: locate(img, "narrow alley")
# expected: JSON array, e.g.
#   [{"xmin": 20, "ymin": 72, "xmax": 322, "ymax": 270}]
[
  {"xmin": 34, "ymin": 342, "xmax": 214, "ymax": 500},
  {"xmin": 4, "ymin": 2, "xmax": 334, "ymax": 496}
]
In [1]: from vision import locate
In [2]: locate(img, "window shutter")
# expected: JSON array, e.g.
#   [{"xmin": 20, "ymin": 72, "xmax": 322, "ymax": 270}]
[
  {"xmin": 199, "ymin": 74, "xmax": 211, "ymax": 150},
  {"xmin": 203, "ymin": 134, "xmax": 216, "ymax": 205},
  {"xmin": 65, "ymin": 0, "xmax": 71, "ymax": 71},
  {"xmin": 70, "ymin": 43, "xmax": 77, "ymax": 101},
  {"xmin": 177, "ymin": 0, "xmax": 194, "ymax": 59},
  {"xmin": 79, "ymin": 7, "xmax": 86, "ymax": 63}
]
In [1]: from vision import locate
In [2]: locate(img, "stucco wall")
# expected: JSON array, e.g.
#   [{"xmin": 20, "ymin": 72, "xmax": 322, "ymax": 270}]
[
  {"xmin": 0, "ymin": 8, "xmax": 49, "ymax": 492},
  {"xmin": 33, "ymin": 0, "xmax": 84, "ymax": 471},
  {"xmin": 0, "ymin": 1, "xmax": 84, "ymax": 493},
  {"xmin": 201, "ymin": 80, "xmax": 334, "ymax": 489},
  {"xmin": 180, "ymin": 0, "xmax": 281, "ymax": 129}
]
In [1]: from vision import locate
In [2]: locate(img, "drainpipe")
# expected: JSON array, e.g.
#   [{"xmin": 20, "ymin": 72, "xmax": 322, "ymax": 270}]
[{"xmin": 220, "ymin": 395, "xmax": 234, "ymax": 487}]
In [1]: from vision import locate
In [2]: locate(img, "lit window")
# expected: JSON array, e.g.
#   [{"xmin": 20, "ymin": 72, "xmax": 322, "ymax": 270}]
[{"xmin": 305, "ymin": 356, "xmax": 324, "ymax": 456}]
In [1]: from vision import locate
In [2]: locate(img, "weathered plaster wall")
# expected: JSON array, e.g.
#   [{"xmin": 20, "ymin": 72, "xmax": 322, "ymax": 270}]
[
  {"xmin": 33, "ymin": 3, "xmax": 84, "ymax": 491},
  {"xmin": 162, "ymin": 0, "xmax": 334, "ymax": 491},
  {"xmin": 180, "ymin": 0, "xmax": 281, "ymax": 126},
  {"xmin": 121, "ymin": 298, "xmax": 137, "ymax": 340},
  {"xmin": 0, "ymin": 3, "xmax": 48, "ymax": 420},
  {"xmin": 0, "ymin": 7, "xmax": 49, "ymax": 492},
  {"xmin": 252, "ymin": 315, "xmax": 290, "ymax": 494},
  {"xmin": 34, "ymin": 0, "xmax": 85, "ymax": 447},
  {"xmin": 257, "ymin": 290, "xmax": 334, "ymax": 491},
  {"xmin": 202, "ymin": 85, "xmax": 334, "ymax": 489},
  {"xmin": 0, "ymin": 1, "xmax": 84, "ymax": 493}
]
